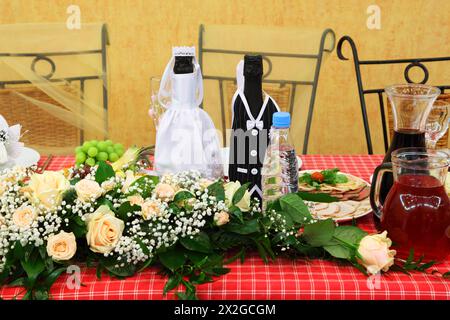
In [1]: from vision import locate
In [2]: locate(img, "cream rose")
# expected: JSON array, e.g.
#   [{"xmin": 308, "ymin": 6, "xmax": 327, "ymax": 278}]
[
  {"xmin": 154, "ymin": 183, "xmax": 176, "ymax": 202},
  {"xmin": 75, "ymin": 179, "xmax": 103, "ymax": 203},
  {"xmin": 214, "ymin": 211, "xmax": 230, "ymax": 226},
  {"xmin": 101, "ymin": 180, "xmax": 116, "ymax": 193},
  {"xmin": 46, "ymin": 231, "xmax": 77, "ymax": 261},
  {"xmin": 357, "ymin": 231, "xmax": 396, "ymax": 275},
  {"xmin": 86, "ymin": 205, "xmax": 124, "ymax": 254},
  {"xmin": 12, "ymin": 205, "xmax": 36, "ymax": 228},
  {"xmin": 121, "ymin": 170, "xmax": 141, "ymax": 193},
  {"xmin": 25, "ymin": 171, "xmax": 70, "ymax": 211},
  {"xmin": 198, "ymin": 178, "xmax": 214, "ymax": 190},
  {"xmin": 224, "ymin": 181, "xmax": 251, "ymax": 212},
  {"xmin": 141, "ymin": 200, "xmax": 162, "ymax": 220},
  {"xmin": 128, "ymin": 194, "xmax": 144, "ymax": 206}
]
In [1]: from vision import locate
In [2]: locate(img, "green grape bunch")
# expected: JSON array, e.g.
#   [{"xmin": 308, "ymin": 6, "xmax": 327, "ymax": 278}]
[{"xmin": 75, "ymin": 139, "xmax": 124, "ymax": 167}]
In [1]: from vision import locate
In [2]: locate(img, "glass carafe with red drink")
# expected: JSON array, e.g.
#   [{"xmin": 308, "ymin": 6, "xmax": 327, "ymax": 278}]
[
  {"xmin": 375, "ymin": 84, "xmax": 441, "ymax": 228},
  {"xmin": 370, "ymin": 147, "xmax": 450, "ymax": 262}
]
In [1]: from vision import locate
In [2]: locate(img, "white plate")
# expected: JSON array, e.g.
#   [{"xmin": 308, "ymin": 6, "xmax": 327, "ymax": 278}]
[
  {"xmin": 221, "ymin": 147, "xmax": 303, "ymax": 177},
  {"xmin": 0, "ymin": 147, "xmax": 40, "ymax": 170},
  {"xmin": 298, "ymin": 170, "xmax": 372, "ymax": 223}
]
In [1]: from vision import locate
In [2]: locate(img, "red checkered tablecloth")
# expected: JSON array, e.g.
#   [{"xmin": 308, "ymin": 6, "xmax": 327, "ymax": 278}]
[{"xmin": 1, "ymin": 155, "xmax": 449, "ymax": 300}]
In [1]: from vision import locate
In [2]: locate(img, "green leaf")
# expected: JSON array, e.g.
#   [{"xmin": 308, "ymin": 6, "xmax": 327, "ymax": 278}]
[
  {"xmin": 229, "ymin": 206, "xmax": 244, "ymax": 224},
  {"xmin": 43, "ymin": 267, "xmax": 67, "ymax": 289},
  {"xmin": 68, "ymin": 216, "xmax": 87, "ymax": 237},
  {"xmin": 163, "ymin": 274, "xmax": 182, "ymax": 295},
  {"xmin": 232, "ymin": 182, "xmax": 250, "ymax": 205},
  {"xmin": 333, "ymin": 226, "xmax": 367, "ymax": 246},
  {"xmin": 224, "ymin": 219, "xmax": 260, "ymax": 235},
  {"xmin": 173, "ymin": 190, "xmax": 195, "ymax": 203},
  {"xmin": 104, "ymin": 263, "xmax": 136, "ymax": 278},
  {"xmin": 180, "ymin": 232, "xmax": 212, "ymax": 253},
  {"xmin": 303, "ymin": 219, "xmax": 335, "ymax": 247},
  {"xmin": 280, "ymin": 193, "xmax": 312, "ymax": 224},
  {"xmin": 443, "ymin": 271, "xmax": 450, "ymax": 279},
  {"xmin": 134, "ymin": 237, "xmax": 150, "ymax": 256},
  {"xmin": 297, "ymin": 192, "xmax": 339, "ymax": 203},
  {"xmin": 324, "ymin": 244, "xmax": 351, "ymax": 260},
  {"xmin": 137, "ymin": 257, "xmax": 154, "ymax": 273},
  {"xmin": 417, "ymin": 260, "xmax": 436, "ymax": 272},
  {"xmin": 185, "ymin": 251, "xmax": 208, "ymax": 265},
  {"xmin": 117, "ymin": 201, "xmax": 140, "ymax": 221},
  {"xmin": 7, "ymin": 277, "xmax": 26, "ymax": 287},
  {"xmin": 207, "ymin": 181, "xmax": 225, "ymax": 201},
  {"xmin": 96, "ymin": 264, "xmax": 103, "ymax": 279},
  {"xmin": 34, "ymin": 289, "xmax": 49, "ymax": 300},
  {"xmin": 95, "ymin": 161, "xmax": 115, "ymax": 184},
  {"xmin": 13, "ymin": 242, "xmax": 25, "ymax": 260},
  {"xmin": 21, "ymin": 255, "xmax": 45, "ymax": 286},
  {"xmin": 97, "ymin": 198, "xmax": 114, "ymax": 210},
  {"xmin": 405, "ymin": 248, "xmax": 415, "ymax": 266},
  {"xmin": 159, "ymin": 248, "xmax": 186, "ymax": 271},
  {"xmin": 129, "ymin": 175, "xmax": 159, "ymax": 198}
]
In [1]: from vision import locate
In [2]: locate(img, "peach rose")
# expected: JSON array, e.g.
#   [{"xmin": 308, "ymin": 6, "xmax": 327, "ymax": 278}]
[
  {"xmin": 141, "ymin": 200, "xmax": 162, "ymax": 220},
  {"xmin": 154, "ymin": 183, "xmax": 176, "ymax": 202},
  {"xmin": 75, "ymin": 179, "xmax": 103, "ymax": 203},
  {"xmin": 0, "ymin": 180, "xmax": 6, "ymax": 196},
  {"xmin": 214, "ymin": 211, "xmax": 230, "ymax": 226},
  {"xmin": 128, "ymin": 194, "xmax": 144, "ymax": 206},
  {"xmin": 357, "ymin": 231, "xmax": 397, "ymax": 275},
  {"xmin": 46, "ymin": 231, "xmax": 77, "ymax": 261},
  {"xmin": 12, "ymin": 205, "xmax": 37, "ymax": 228},
  {"xmin": 86, "ymin": 205, "xmax": 124, "ymax": 254},
  {"xmin": 25, "ymin": 171, "xmax": 70, "ymax": 211}
]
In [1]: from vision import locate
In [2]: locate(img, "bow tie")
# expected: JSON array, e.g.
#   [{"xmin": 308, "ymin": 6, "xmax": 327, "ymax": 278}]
[{"xmin": 246, "ymin": 120, "xmax": 264, "ymax": 131}]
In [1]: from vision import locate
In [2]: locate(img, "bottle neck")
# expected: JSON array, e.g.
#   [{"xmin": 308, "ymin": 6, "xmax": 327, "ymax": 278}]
[
  {"xmin": 243, "ymin": 55, "xmax": 264, "ymax": 116},
  {"xmin": 270, "ymin": 127, "xmax": 291, "ymax": 146},
  {"xmin": 243, "ymin": 76, "xmax": 263, "ymax": 115},
  {"xmin": 172, "ymin": 73, "xmax": 196, "ymax": 106}
]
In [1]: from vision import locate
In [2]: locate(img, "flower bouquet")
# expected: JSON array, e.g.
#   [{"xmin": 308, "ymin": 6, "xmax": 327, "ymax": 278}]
[{"xmin": 0, "ymin": 148, "xmax": 444, "ymax": 300}]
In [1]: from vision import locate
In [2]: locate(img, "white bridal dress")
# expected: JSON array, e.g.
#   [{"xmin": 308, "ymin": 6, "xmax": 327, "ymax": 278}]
[{"xmin": 154, "ymin": 47, "xmax": 222, "ymax": 179}]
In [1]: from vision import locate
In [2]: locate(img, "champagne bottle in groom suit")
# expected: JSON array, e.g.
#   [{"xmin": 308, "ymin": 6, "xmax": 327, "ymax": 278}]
[{"xmin": 228, "ymin": 55, "xmax": 280, "ymax": 200}]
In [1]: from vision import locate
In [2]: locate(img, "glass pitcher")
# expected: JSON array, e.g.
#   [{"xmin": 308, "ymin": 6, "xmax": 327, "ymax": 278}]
[
  {"xmin": 375, "ymin": 84, "xmax": 441, "ymax": 227},
  {"xmin": 370, "ymin": 147, "xmax": 450, "ymax": 261}
]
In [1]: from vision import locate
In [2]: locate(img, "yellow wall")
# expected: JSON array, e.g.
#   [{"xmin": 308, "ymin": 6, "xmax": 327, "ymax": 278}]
[{"xmin": 1, "ymin": 0, "xmax": 449, "ymax": 154}]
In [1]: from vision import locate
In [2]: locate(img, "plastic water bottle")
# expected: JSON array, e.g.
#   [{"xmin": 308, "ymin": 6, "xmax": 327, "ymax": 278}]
[{"xmin": 261, "ymin": 112, "xmax": 298, "ymax": 210}]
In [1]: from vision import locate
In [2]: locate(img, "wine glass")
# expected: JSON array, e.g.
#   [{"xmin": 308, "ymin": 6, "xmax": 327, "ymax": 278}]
[
  {"xmin": 149, "ymin": 77, "xmax": 166, "ymax": 130},
  {"xmin": 425, "ymin": 100, "xmax": 450, "ymax": 149}
]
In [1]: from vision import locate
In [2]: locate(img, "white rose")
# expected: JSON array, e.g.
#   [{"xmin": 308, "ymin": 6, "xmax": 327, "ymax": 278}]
[
  {"xmin": 357, "ymin": 231, "xmax": 397, "ymax": 275},
  {"xmin": 224, "ymin": 181, "xmax": 251, "ymax": 212},
  {"xmin": 46, "ymin": 231, "xmax": 77, "ymax": 261},
  {"xmin": 86, "ymin": 205, "xmax": 124, "ymax": 254},
  {"xmin": 154, "ymin": 183, "xmax": 176, "ymax": 202},
  {"xmin": 141, "ymin": 200, "xmax": 162, "ymax": 220},
  {"xmin": 75, "ymin": 179, "xmax": 103, "ymax": 203},
  {"xmin": 12, "ymin": 205, "xmax": 37, "ymax": 228},
  {"xmin": 25, "ymin": 171, "xmax": 70, "ymax": 211},
  {"xmin": 214, "ymin": 211, "xmax": 230, "ymax": 226},
  {"xmin": 128, "ymin": 194, "xmax": 144, "ymax": 206}
]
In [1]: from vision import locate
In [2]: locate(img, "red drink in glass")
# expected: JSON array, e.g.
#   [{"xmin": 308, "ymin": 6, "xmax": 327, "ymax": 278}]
[{"xmin": 381, "ymin": 174, "xmax": 450, "ymax": 261}]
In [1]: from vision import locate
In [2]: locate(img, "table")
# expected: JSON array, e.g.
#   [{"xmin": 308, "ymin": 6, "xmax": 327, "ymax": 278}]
[{"xmin": 1, "ymin": 155, "xmax": 449, "ymax": 300}]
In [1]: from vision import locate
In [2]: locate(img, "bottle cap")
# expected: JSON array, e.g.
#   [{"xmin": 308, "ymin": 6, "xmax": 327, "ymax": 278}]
[{"xmin": 272, "ymin": 112, "xmax": 291, "ymax": 128}]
